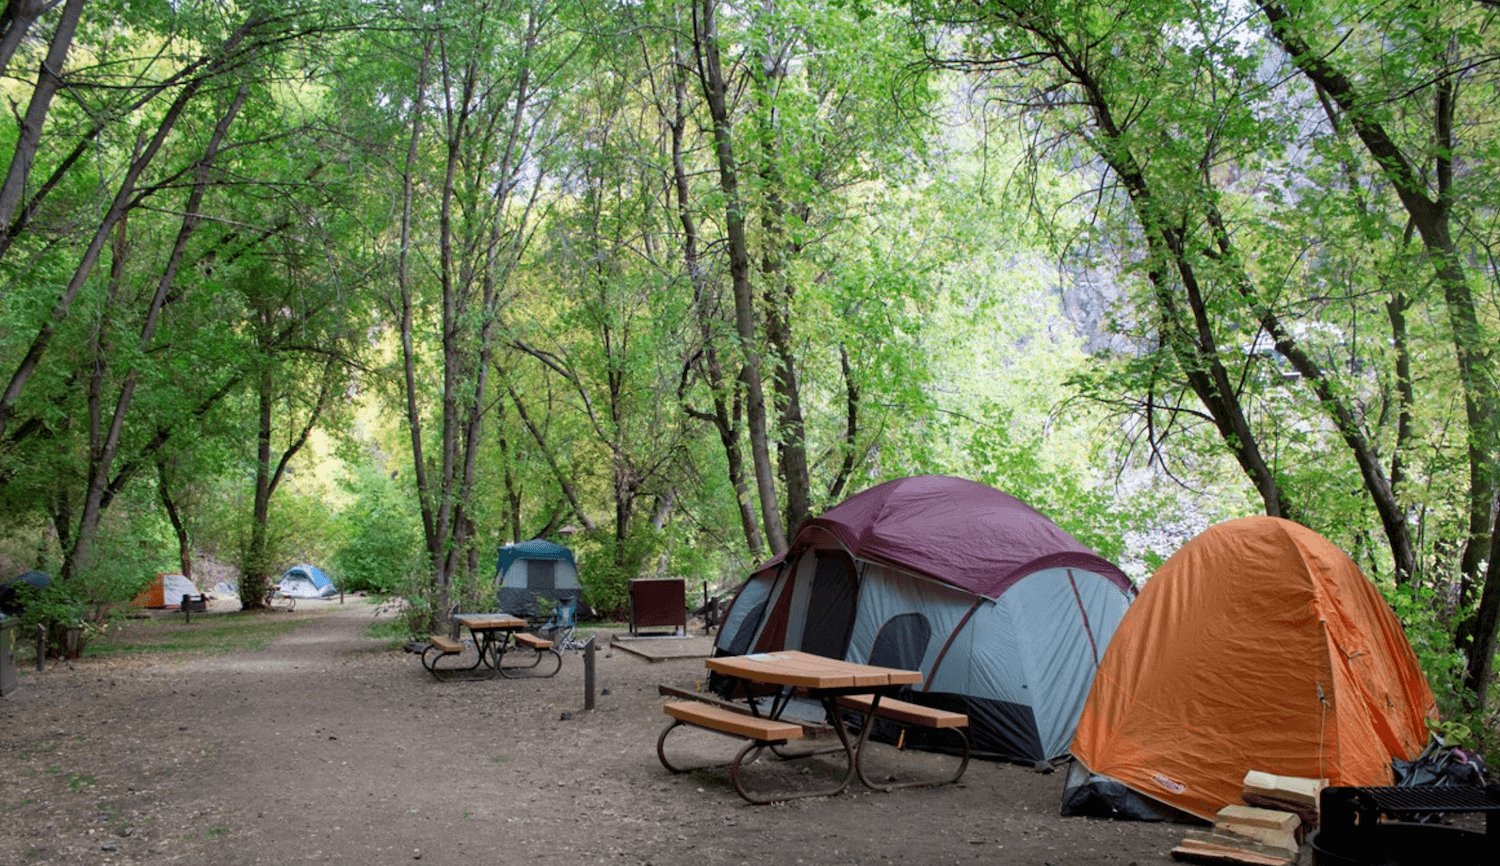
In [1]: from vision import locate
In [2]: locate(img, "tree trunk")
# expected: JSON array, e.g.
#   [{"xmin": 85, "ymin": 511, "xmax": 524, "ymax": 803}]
[
  {"xmin": 693, "ymin": 0, "xmax": 787, "ymax": 554},
  {"xmin": 666, "ymin": 34, "xmax": 762, "ymax": 558},
  {"xmin": 157, "ymin": 460, "xmax": 193, "ymax": 580},
  {"xmin": 0, "ymin": 0, "xmax": 83, "ymax": 248},
  {"xmin": 1464, "ymin": 492, "xmax": 1500, "ymax": 700},
  {"xmin": 749, "ymin": 15, "xmax": 810, "ymax": 533},
  {"xmin": 0, "ymin": 15, "xmax": 259, "ymax": 442},
  {"xmin": 1072, "ymin": 72, "xmax": 1290, "ymax": 518},
  {"xmin": 66, "ymin": 82, "xmax": 248, "ymax": 587},
  {"xmin": 242, "ymin": 355, "xmax": 277, "ymax": 609}
]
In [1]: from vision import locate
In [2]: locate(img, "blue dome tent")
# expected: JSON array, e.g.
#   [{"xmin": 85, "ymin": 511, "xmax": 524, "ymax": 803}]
[{"xmin": 277, "ymin": 564, "xmax": 338, "ymax": 599}]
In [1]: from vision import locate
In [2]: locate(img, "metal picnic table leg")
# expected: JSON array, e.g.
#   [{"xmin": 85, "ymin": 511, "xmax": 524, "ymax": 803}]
[
  {"xmin": 846, "ymin": 696, "xmax": 972, "ymax": 792},
  {"xmin": 657, "ymin": 692, "xmax": 859, "ymax": 805}
]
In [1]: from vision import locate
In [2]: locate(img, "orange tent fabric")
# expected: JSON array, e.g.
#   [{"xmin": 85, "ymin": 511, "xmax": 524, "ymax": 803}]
[
  {"xmin": 131, "ymin": 573, "xmax": 201, "ymax": 609},
  {"xmin": 1070, "ymin": 516, "xmax": 1435, "ymax": 821}
]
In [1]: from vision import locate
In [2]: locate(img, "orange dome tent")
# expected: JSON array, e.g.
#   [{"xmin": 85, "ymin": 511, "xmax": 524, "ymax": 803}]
[{"xmin": 1065, "ymin": 516, "xmax": 1435, "ymax": 821}]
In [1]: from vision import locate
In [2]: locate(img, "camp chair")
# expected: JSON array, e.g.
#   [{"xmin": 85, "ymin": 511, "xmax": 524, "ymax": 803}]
[{"xmin": 537, "ymin": 595, "xmax": 590, "ymax": 652}]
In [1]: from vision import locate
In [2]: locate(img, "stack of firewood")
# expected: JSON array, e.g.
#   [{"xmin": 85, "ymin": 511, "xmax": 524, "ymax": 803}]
[{"xmin": 1169, "ymin": 771, "xmax": 1323, "ymax": 865}]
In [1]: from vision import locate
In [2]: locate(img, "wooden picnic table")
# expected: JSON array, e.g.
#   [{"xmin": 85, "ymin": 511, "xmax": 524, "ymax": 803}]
[
  {"xmin": 659, "ymin": 651, "xmax": 923, "ymax": 803},
  {"xmin": 421, "ymin": 613, "xmax": 552, "ymax": 680},
  {"xmin": 453, "ymin": 612, "xmax": 527, "ymax": 667},
  {"xmin": 706, "ymin": 650, "xmax": 922, "ymax": 692}
]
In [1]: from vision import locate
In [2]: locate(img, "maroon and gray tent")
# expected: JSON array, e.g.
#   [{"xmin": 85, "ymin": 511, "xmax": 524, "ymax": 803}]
[{"xmin": 714, "ymin": 475, "xmax": 1133, "ymax": 763}]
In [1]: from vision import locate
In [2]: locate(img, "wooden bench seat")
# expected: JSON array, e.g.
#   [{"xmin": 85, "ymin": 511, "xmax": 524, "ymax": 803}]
[
  {"xmin": 428, "ymin": 635, "xmax": 465, "ymax": 655},
  {"xmin": 835, "ymin": 693, "xmax": 970, "ymax": 792},
  {"xmin": 663, "ymin": 701, "xmax": 804, "ymax": 742},
  {"xmin": 659, "ymin": 700, "xmax": 838, "ymax": 804},
  {"xmin": 836, "ymin": 694, "xmax": 969, "ymax": 728},
  {"xmin": 512, "ymin": 632, "xmax": 553, "ymax": 650}
]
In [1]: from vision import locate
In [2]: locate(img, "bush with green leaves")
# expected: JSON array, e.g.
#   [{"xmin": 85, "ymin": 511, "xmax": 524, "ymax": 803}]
[
  {"xmin": 1384, "ymin": 582, "xmax": 1498, "ymax": 766},
  {"xmin": 332, "ymin": 468, "xmax": 425, "ymax": 595}
]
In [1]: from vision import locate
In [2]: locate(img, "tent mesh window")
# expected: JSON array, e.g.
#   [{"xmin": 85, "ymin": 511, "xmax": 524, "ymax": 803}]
[
  {"xmin": 725, "ymin": 597, "xmax": 768, "ymax": 657},
  {"xmin": 529, "ymin": 560, "xmax": 556, "ymax": 593},
  {"xmin": 799, "ymin": 552, "xmax": 858, "ymax": 660},
  {"xmin": 869, "ymin": 612, "xmax": 932, "ymax": 671}
]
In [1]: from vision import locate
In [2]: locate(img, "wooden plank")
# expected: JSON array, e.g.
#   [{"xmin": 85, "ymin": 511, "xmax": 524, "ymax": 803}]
[
  {"xmin": 663, "ymin": 701, "xmax": 803, "ymax": 741},
  {"xmin": 513, "ymin": 632, "xmax": 552, "ymax": 649},
  {"xmin": 705, "ymin": 650, "xmax": 921, "ymax": 690},
  {"xmin": 1209, "ymin": 823, "xmax": 1297, "ymax": 858},
  {"xmin": 1170, "ymin": 831, "xmax": 1294, "ymax": 866},
  {"xmin": 429, "ymin": 636, "xmax": 464, "ymax": 654},
  {"xmin": 453, "ymin": 613, "xmax": 527, "ymax": 630},
  {"xmin": 835, "ymin": 694, "xmax": 968, "ymax": 728},
  {"xmin": 655, "ymin": 685, "xmax": 834, "ymax": 736},
  {"xmin": 1242, "ymin": 770, "xmax": 1324, "ymax": 825},
  {"xmin": 1214, "ymin": 805, "xmax": 1300, "ymax": 834},
  {"xmin": 1241, "ymin": 770, "xmax": 1323, "ymax": 805},
  {"xmin": 1169, "ymin": 844, "xmax": 1289, "ymax": 866}
]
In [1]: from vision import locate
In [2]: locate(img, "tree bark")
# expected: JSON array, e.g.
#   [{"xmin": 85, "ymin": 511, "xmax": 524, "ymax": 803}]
[
  {"xmin": 0, "ymin": 0, "xmax": 83, "ymax": 247},
  {"xmin": 693, "ymin": 0, "xmax": 787, "ymax": 554},
  {"xmin": 664, "ymin": 30, "xmax": 762, "ymax": 559}
]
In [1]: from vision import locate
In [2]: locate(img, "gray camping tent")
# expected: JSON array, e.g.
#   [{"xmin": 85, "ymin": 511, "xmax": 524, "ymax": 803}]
[
  {"xmin": 714, "ymin": 475, "xmax": 1134, "ymax": 763},
  {"xmin": 495, "ymin": 540, "xmax": 583, "ymax": 618}
]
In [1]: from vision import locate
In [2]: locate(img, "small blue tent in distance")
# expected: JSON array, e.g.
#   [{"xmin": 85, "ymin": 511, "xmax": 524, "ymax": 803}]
[
  {"xmin": 495, "ymin": 540, "xmax": 582, "ymax": 618},
  {"xmin": 0, "ymin": 571, "xmax": 50, "ymax": 616},
  {"xmin": 277, "ymin": 563, "xmax": 338, "ymax": 599}
]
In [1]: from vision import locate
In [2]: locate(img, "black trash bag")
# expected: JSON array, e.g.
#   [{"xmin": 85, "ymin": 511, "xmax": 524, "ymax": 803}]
[{"xmin": 1392, "ymin": 737, "xmax": 1488, "ymax": 788}]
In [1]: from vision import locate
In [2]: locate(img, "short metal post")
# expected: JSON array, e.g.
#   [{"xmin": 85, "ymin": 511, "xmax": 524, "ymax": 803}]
[
  {"xmin": 583, "ymin": 637, "xmax": 597, "ymax": 711},
  {"xmin": 35, "ymin": 624, "xmax": 44, "ymax": 671},
  {"xmin": 182, "ymin": 594, "xmax": 192, "ymax": 624}
]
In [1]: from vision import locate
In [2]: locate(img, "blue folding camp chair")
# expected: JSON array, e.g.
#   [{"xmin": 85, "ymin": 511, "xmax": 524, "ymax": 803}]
[{"xmin": 538, "ymin": 595, "xmax": 590, "ymax": 652}]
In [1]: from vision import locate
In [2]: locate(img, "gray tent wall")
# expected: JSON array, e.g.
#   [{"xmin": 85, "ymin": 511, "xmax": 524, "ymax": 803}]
[
  {"xmin": 496, "ymin": 542, "xmax": 582, "ymax": 618},
  {"xmin": 714, "ymin": 529, "xmax": 1130, "ymax": 763}
]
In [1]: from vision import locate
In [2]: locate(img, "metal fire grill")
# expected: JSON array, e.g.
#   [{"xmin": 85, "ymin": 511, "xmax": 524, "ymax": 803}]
[{"xmin": 1322, "ymin": 784, "xmax": 1500, "ymax": 836}]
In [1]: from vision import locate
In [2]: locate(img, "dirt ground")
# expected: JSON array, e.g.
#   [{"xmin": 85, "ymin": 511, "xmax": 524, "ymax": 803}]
[{"xmin": 1, "ymin": 598, "xmax": 1196, "ymax": 866}]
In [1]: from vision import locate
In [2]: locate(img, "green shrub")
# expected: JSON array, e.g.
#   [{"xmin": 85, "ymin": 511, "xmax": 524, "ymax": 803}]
[{"xmin": 332, "ymin": 469, "xmax": 424, "ymax": 595}]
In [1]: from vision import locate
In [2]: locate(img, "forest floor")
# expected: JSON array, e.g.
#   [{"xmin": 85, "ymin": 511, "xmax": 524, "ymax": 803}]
[{"xmin": 0, "ymin": 597, "xmax": 1199, "ymax": 866}]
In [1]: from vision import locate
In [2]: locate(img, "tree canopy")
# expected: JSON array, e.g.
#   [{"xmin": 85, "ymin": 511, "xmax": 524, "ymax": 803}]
[{"xmin": 2, "ymin": 0, "xmax": 1499, "ymax": 729}]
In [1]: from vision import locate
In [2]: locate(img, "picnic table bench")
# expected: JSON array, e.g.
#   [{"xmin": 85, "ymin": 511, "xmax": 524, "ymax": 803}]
[{"xmin": 834, "ymin": 694, "xmax": 970, "ymax": 790}]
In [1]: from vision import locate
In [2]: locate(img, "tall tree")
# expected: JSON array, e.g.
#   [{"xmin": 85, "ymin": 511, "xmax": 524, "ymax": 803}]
[
  {"xmin": 1255, "ymin": 0, "xmax": 1500, "ymax": 699},
  {"xmin": 378, "ymin": 0, "xmax": 577, "ymax": 623}
]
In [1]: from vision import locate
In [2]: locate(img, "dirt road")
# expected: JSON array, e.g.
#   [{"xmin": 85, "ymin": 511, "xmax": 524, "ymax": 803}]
[{"xmin": 0, "ymin": 600, "xmax": 1185, "ymax": 865}]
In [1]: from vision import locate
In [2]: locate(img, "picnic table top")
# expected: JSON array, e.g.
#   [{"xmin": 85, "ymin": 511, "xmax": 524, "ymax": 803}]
[
  {"xmin": 705, "ymin": 650, "xmax": 922, "ymax": 690},
  {"xmin": 452, "ymin": 613, "xmax": 527, "ymax": 630}
]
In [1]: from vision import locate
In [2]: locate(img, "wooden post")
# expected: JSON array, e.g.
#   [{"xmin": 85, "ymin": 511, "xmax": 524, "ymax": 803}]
[
  {"xmin": 183, "ymin": 594, "xmax": 192, "ymax": 624},
  {"xmin": 35, "ymin": 624, "xmax": 44, "ymax": 671},
  {"xmin": 583, "ymin": 636, "xmax": 597, "ymax": 711}
]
